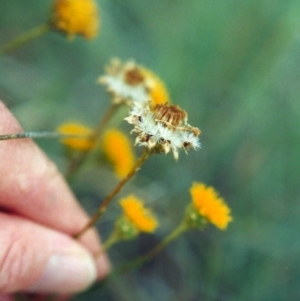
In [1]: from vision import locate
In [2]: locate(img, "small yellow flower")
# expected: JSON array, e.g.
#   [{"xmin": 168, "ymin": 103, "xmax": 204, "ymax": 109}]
[
  {"xmin": 190, "ymin": 183, "xmax": 232, "ymax": 230},
  {"xmin": 99, "ymin": 59, "xmax": 169, "ymax": 105},
  {"xmin": 57, "ymin": 122, "xmax": 93, "ymax": 151},
  {"xmin": 120, "ymin": 195, "xmax": 158, "ymax": 233},
  {"xmin": 52, "ymin": 0, "xmax": 99, "ymax": 39},
  {"xmin": 102, "ymin": 128, "xmax": 135, "ymax": 178}
]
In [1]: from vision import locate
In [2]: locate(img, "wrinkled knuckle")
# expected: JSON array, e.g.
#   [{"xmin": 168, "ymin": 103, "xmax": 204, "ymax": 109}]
[{"xmin": 0, "ymin": 231, "xmax": 32, "ymax": 292}]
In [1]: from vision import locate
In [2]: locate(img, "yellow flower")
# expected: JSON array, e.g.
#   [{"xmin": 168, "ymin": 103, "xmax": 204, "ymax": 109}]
[
  {"xmin": 57, "ymin": 122, "xmax": 93, "ymax": 151},
  {"xmin": 52, "ymin": 0, "xmax": 99, "ymax": 39},
  {"xmin": 190, "ymin": 183, "xmax": 232, "ymax": 230},
  {"xmin": 120, "ymin": 195, "xmax": 158, "ymax": 233},
  {"xmin": 102, "ymin": 128, "xmax": 135, "ymax": 178},
  {"xmin": 141, "ymin": 68, "xmax": 169, "ymax": 105},
  {"xmin": 99, "ymin": 59, "xmax": 169, "ymax": 105}
]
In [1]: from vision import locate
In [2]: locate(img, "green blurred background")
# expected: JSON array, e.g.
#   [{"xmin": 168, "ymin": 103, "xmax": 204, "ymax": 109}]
[{"xmin": 1, "ymin": 0, "xmax": 300, "ymax": 300}]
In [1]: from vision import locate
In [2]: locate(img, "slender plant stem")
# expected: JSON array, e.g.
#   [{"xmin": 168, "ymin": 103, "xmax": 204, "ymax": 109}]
[
  {"xmin": 0, "ymin": 131, "xmax": 91, "ymax": 140},
  {"xmin": 113, "ymin": 222, "xmax": 188, "ymax": 275},
  {"xmin": 93, "ymin": 103, "xmax": 121, "ymax": 138},
  {"xmin": 65, "ymin": 103, "xmax": 121, "ymax": 178},
  {"xmin": 102, "ymin": 232, "xmax": 119, "ymax": 252},
  {"xmin": 0, "ymin": 23, "xmax": 50, "ymax": 56},
  {"xmin": 87, "ymin": 222, "xmax": 189, "ymax": 292},
  {"xmin": 0, "ymin": 131, "xmax": 58, "ymax": 140},
  {"xmin": 74, "ymin": 149, "xmax": 152, "ymax": 239}
]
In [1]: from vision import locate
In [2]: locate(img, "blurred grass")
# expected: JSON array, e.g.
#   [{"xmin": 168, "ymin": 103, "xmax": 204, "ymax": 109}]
[{"xmin": 1, "ymin": 0, "xmax": 300, "ymax": 300}]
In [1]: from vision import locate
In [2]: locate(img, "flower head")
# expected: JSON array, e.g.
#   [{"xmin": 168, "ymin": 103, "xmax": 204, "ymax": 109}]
[
  {"xmin": 51, "ymin": 0, "xmax": 99, "ymax": 39},
  {"xmin": 102, "ymin": 128, "xmax": 136, "ymax": 178},
  {"xmin": 120, "ymin": 195, "xmax": 158, "ymax": 233},
  {"xmin": 125, "ymin": 102, "xmax": 201, "ymax": 160},
  {"xmin": 189, "ymin": 182, "xmax": 232, "ymax": 230},
  {"xmin": 98, "ymin": 59, "xmax": 169, "ymax": 105},
  {"xmin": 57, "ymin": 122, "xmax": 93, "ymax": 151}
]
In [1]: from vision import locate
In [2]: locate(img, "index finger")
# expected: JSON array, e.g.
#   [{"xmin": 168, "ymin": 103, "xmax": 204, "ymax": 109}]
[{"xmin": 0, "ymin": 101, "xmax": 105, "ymax": 259}]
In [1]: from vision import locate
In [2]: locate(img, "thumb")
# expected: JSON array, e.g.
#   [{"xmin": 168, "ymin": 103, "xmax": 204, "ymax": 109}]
[{"xmin": 0, "ymin": 213, "xmax": 97, "ymax": 294}]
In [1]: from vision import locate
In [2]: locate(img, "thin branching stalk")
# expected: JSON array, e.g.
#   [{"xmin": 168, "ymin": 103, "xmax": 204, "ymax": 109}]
[
  {"xmin": 0, "ymin": 131, "xmax": 90, "ymax": 140},
  {"xmin": 74, "ymin": 149, "xmax": 152, "ymax": 239},
  {"xmin": 101, "ymin": 232, "xmax": 119, "ymax": 252},
  {"xmin": 111, "ymin": 222, "xmax": 188, "ymax": 275},
  {"xmin": 0, "ymin": 24, "xmax": 50, "ymax": 56},
  {"xmin": 65, "ymin": 103, "xmax": 121, "ymax": 178},
  {"xmin": 88, "ymin": 222, "xmax": 189, "ymax": 292},
  {"xmin": 0, "ymin": 131, "xmax": 60, "ymax": 140}
]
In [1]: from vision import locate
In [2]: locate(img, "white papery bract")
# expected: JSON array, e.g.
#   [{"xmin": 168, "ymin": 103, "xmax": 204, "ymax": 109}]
[
  {"xmin": 99, "ymin": 59, "xmax": 170, "ymax": 107},
  {"xmin": 125, "ymin": 102, "xmax": 201, "ymax": 160},
  {"xmin": 99, "ymin": 59, "xmax": 149, "ymax": 105}
]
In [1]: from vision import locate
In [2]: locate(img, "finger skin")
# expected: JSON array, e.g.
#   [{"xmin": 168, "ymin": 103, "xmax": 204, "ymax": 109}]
[
  {"xmin": 0, "ymin": 295, "xmax": 13, "ymax": 301},
  {"xmin": 0, "ymin": 213, "xmax": 97, "ymax": 293},
  {"xmin": 0, "ymin": 101, "xmax": 92, "ymax": 236},
  {"xmin": 0, "ymin": 101, "xmax": 110, "ymax": 290}
]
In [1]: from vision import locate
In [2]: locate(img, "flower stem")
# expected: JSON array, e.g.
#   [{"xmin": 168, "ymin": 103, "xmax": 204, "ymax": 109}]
[
  {"xmin": 73, "ymin": 149, "xmax": 151, "ymax": 239},
  {"xmin": 0, "ymin": 132, "xmax": 94, "ymax": 141},
  {"xmin": 0, "ymin": 23, "xmax": 50, "ymax": 56},
  {"xmin": 89, "ymin": 222, "xmax": 189, "ymax": 291},
  {"xmin": 102, "ymin": 232, "xmax": 119, "ymax": 251},
  {"xmin": 65, "ymin": 103, "xmax": 121, "ymax": 178},
  {"xmin": 114, "ymin": 222, "xmax": 188, "ymax": 274},
  {"xmin": 0, "ymin": 131, "xmax": 58, "ymax": 140},
  {"xmin": 0, "ymin": 131, "xmax": 90, "ymax": 140}
]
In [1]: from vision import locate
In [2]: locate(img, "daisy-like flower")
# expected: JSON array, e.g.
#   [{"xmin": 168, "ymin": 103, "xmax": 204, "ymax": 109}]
[
  {"xmin": 57, "ymin": 122, "xmax": 93, "ymax": 151},
  {"xmin": 125, "ymin": 102, "xmax": 201, "ymax": 160},
  {"xmin": 120, "ymin": 195, "xmax": 158, "ymax": 233},
  {"xmin": 102, "ymin": 128, "xmax": 136, "ymax": 178},
  {"xmin": 51, "ymin": 0, "xmax": 99, "ymax": 39},
  {"xmin": 98, "ymin": 59, "xmax": 169, "ymax": 106},
  {"xmin": 101, "ymin": 195, "xmax": 158, "ymax": 249},
  {"xmin": 189, "ymin": 182, "xmax": 232, "ymax": 230}
]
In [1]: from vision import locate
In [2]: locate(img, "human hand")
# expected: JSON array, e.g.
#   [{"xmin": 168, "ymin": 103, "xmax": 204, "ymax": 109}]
[{"xmin": 0, "ymin": 101, "xmax": 110, "ymax": 294}]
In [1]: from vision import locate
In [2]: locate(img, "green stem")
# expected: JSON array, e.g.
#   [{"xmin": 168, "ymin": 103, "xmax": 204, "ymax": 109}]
[
  {"xmin": 116, "ymin": 222, "xmax": 188, "ymax": 274},
  {"xmin": 65, "ymin": 103, "xmax": 121, "ymax": 179},
  {"xmin": 102, "ymin": 232, "xmax": 119, "ymax": 251},
  {"xmin": 74, "ymin": 149, "xmax": 152, "ymax": 239},
  {"xmin": 0, "ymin": 131, "xmax": 90, "ymax": 140},
  {"xmin": 0, "ymin": 23, "xmax": 50, "ymax": 56},
  {"xmin": 88, "ymin": 222, "xmax": 189, "ymax": 291},
  {"xmin": 93, "ymin": 103, "xmax": 121, "ymax": 138}
]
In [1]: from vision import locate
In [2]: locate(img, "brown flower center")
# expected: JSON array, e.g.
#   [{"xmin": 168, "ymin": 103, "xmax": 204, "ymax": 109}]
[
  {"xmin": 153, "ymin": 104, "xmax": 187, "ymax": 127},
  {"xmin": 125, "ymin": 68, "xmax": 145, "ymax": 86}
]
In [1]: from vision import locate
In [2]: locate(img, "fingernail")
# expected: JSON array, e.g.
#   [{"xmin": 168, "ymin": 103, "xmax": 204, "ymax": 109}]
[{"xmin": 30, "ymin": 252, "xmax": 97, "ymax": 293}]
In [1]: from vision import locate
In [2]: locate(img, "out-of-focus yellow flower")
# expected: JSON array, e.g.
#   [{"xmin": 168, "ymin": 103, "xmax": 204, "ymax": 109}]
[
  {"xmin": 102, "ymin": 128, "xmax": 135, "ymax": 178},
  {"xmin": 99, "ymin": 59, "xmax": 169, "ymax": 105},
  {"xmin": 141, "ymin": 68, "xmax": 169, "ymax": 105},
  {"xmin": 120, "ymin": 195, "xmax": 158, "ymax": 233},
  {"xmin": 52, "ymin": 0, "xmax": 99, "ymax": 39},
  {"xmin": 190, "ymin": 182, "xmax": 232, "ymax": 230},
  {"xmin": 57, "ymin": 122, "xmax": 93, "ymax": 151}
]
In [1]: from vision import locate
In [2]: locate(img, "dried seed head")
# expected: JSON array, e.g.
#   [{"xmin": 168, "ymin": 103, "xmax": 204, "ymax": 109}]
[
  {"xmin": 125, "ymin": 102, "xmax": 201, "ymax": 160},
  {"xmin": 152, "ymin": 103, "xmax": 187, "ymax": 128}
]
